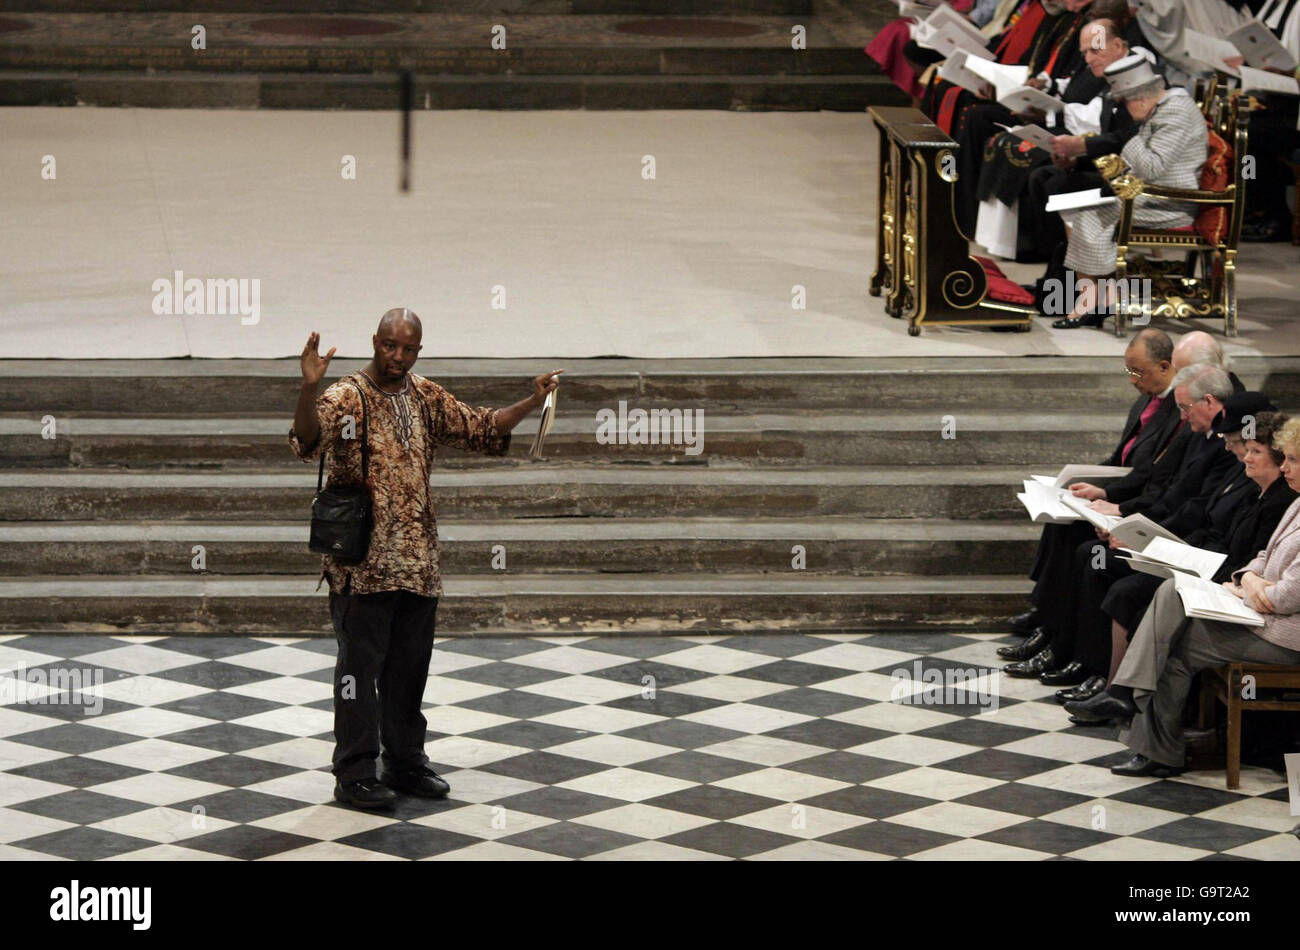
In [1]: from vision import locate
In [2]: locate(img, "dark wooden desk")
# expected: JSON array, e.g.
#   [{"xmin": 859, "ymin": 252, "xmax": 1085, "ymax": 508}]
[{"xmin": 868, "ymin": 106, "xmax": 1034, "ymax": 335}]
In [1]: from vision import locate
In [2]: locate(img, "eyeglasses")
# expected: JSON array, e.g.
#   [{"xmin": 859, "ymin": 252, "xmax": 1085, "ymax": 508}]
[{"xmin": 1124, "ymin": 365, "xmax": 1146, "ymax": 379}]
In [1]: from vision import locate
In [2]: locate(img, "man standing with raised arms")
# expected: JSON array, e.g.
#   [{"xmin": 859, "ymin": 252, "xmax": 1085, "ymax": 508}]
[{"xmin": 290, "ymin": 308, "xmax": 562, "ymax": 809}]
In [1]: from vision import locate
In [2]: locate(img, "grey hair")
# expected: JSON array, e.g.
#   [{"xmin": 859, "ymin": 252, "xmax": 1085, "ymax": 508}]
[
  {"xmin": 1172, "ymin": 363, "xmax": 1234, "ymax": 402},
  {"xmin": 1124, "ymin": 77, "xmax": 1166, "ymax": 102}
]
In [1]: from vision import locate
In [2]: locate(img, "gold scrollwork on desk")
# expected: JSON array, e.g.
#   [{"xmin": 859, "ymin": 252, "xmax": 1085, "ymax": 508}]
[
  {"xmin": 941, "ymin": 266, "xmax": 986, "ymax": 309},
  {"xmin": 882, "ymin": 161, "xmax": 896, "ymax": 278},
  {"xmin": 902, "ymin": 177, "xmax": 918, "ymax": 292}
]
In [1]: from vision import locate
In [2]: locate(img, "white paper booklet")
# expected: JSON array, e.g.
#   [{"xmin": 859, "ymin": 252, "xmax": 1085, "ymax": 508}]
[
  {"xmin": 528, "ymin": 389, "xmax": 557, "ymax": 459},
  {"xmin": 998, "ymin": 123, "xmax": 1057, "ymax": 149},
  {"xmin": 1228, "ymin": 19, "xmax": 1298, "ymax": 71},
  {"xmin": 1046, "ymin": 188, "xmax": 1119, "ymax": 212},
  {"xmin": 1172, "ymin": 571, "xmax": 1265, "ymax": 627},
  {"xmin": 1018, "ymin": 480, "xmax": 1078, "ymax": 523},
  {"xmin": 1119, "ymin": 536, "xmax": 1227, "ymax": 580},
  {"xmin": 1062, "ymin": 493, "xmax": 1122, "ymax": 532},
  {"xmin": 1239, "ymin": 64, "xmax": 1300, "ymax": 95},
  {"xmin": 1043, "ymin": 464, "xmax": 1133, "ymax": 489},
  {"xmin": 964, "ymin": 56, "xmax": 1031, "ymax": 100},
  {"xmin": 1109, "ymin": 513, "xmax": 1182, "ymax": 551},
  {"xmin": 914, "ymin": 4, "xmax": 986, "ymax": 45},
  {"xmin": 923, "ymin": 23, "xmax": 996, "ymax": 59},
  {"xmin": 998, "ymin": 87, "xmax": 1065, "ymax": 115},
  {"xmin": 1185, "ymin": 29, "xmax": 1243, "ymax": 75}
]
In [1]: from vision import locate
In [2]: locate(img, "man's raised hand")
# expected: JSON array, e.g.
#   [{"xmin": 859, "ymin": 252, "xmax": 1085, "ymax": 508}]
[{"xmin": 301, "ymin": 332, "xmax": 336, "ymax": 387}]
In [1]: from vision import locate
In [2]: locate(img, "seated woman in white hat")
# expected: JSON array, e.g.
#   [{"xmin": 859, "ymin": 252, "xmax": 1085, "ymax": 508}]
[{"xmin": 1050, "ymin": 53, "xmax": 1208, "ymax": 329}]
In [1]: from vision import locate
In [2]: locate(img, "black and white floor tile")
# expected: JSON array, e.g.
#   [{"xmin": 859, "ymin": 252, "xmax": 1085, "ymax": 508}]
[{"xmin": 1, "ymin": 631, "xmax": 1297, "ymax": 861}]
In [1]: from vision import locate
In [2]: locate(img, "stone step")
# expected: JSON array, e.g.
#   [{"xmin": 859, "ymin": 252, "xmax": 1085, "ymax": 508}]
[
  {"xmin": 0, "ymin": 466, "xmax": 1030, "ymax": 521},
  {"xmin": 0, "ymin": 572, "xmax": 1031, "ymax": 634},
  {"xmin": 0, "ymin": 411, "xmax": 1119, "ymax": 468},
  {"xmin": 0, "ymin": 71, "xmax": 897, "ymax": 110},
  {"xmin": 0, "ymin": 517, "xmax": 1040, "ymax": 576},
  {"xmin": 5, "ymin": 357, "xmax": 1295, "ymax": 414}
]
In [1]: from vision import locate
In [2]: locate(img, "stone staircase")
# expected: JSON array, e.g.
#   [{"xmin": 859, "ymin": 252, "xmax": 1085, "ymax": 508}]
[
  {"xmin": 0, "ymin": 0, "xmax": 902, "ymax": 110},
  {"xmin": 3, "ymin": 356, "xmax": 1297, "ymax": 636}
]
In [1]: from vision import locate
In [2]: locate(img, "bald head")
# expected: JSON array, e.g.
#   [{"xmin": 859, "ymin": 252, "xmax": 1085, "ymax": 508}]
[
  {"xmin": 371, "ymin": 307, "xmax": 423, "ymax": 386},
  {"xmin": 1173, "ymin": 330, "xmax": 1228, "ymax": 373},
  {"xmin": 378, "ymin": 307, "xmax": 422, "ymax": 341}
]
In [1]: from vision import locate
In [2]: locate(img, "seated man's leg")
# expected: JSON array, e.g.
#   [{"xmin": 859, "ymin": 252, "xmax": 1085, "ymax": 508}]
[{"xmin": 1121, "ymin": 618, "xmax": 1300, "ymax": 767}]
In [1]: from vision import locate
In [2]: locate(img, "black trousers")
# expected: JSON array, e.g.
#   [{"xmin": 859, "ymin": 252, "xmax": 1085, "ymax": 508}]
[
  {"xmin": 1028, "ymin": 521, "xmax": 1095, "ymax": 639},
  {"xmin": 1066, "ymin": 540, "xmax": 1133, "ymax": 677},
  {"xmin": 328, "ymin": 588, "xmax": 439, "ymax": 783}
]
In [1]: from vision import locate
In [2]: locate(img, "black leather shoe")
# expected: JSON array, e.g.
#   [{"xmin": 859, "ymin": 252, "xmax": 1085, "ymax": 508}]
[
  {"xmin": 1110, "ymin": 753, "xmax": 1183, "ymax": 778},
  {"xmin": 997, "ymin": 626, "xmax": 1051, "ymax": 660},
  {"xmin": 1004, "ymin": 646, "xmax": 1059, "ymax": 678},
  {"xmin": 1008, "ymin": 608, "xmax": 1041, "ymax": 636},
  {"xmin": 380, "ymin": 765, "xmax": 451, "ymax": 799},
  {"xmin": 1040, "ymin": 661, "xmax": 1088, "ymax": 686},
  {"xmin": 334, "ymin": 779, "xmax": 398, "ymax": 810},
  {"xmin": 1064, "ymin": 690, "xmax": 1136, "ymax": 723},
  {"xmin": 1051, "ymin": 312, "xmax": 1105, "ymax": 329},
  {"xmin": 1056, "ymin": 675, "xmax": 1106, "ymax": 704}
]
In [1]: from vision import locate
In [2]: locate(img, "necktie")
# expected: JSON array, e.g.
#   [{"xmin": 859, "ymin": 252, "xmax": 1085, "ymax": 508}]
[{"xmin": 1121, "ymin": 395, "xmax": 1162, "ymax": 464}]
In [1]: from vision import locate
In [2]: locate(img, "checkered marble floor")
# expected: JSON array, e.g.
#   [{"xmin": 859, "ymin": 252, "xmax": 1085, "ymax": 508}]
[{"xmin": 2, "ymin": 631, "xmax": 1297, "ymax": 861}]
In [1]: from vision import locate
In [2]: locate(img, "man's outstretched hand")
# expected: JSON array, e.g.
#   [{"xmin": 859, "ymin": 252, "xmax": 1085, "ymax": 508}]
[
  {"xmin": 495, "ymin": 370, "xmax": 565, "ymax": 435},
  {"xmin": 532, "ymin": 369, "xmax": 564, "ymax": 404},
  {"xmin": 301, "ymin": 332, "xmax": 336, "ymax": 387}
]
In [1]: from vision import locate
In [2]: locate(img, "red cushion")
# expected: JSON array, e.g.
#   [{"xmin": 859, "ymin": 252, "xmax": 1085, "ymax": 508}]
[
  {"xmin": 973, "ymin": 255, "xmax": 1035, "ymax": 304},
  {"xmin": 1195, "ymin": 124, "xmax": 1232, "ymax": 244}
]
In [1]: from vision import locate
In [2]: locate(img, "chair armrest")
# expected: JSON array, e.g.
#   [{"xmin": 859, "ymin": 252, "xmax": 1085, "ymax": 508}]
[{"xmin": 1139, "ymin": 183, "xmax": 1236, "ymax": 204}]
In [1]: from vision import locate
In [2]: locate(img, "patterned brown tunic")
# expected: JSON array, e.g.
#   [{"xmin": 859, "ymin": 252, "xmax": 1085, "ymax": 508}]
[{"xmin": 288, "ymin": 370, "xmax": 509, "ymax": 598}]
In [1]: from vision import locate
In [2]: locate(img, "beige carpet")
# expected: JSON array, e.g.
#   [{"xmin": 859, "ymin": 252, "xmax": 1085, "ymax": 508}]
[{"xmin": 2, "ymin": 107, "xmax": 1296, "ymax": 359}]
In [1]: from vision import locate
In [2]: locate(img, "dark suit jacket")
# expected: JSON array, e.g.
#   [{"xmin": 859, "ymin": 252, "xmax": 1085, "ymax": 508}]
[
  {"xmin": 1115, "ymin": 423, "xmax": 1195, "ymax": 516},
  {"xmin": 1211, "ymin": 477, "xmax": 1300, "ymax": 581},
  {"xmin": 1104, "ymin": 397, "xmax": 1182, "ymax": 504},
  {"xmin": 1138, "ymin": 432, "xmax": 1240, "ymax": 523},
  {"xmin": 1083, "ymin": 93, "xmax": 1139, "ymax": 160},
  {"xmin": 1170, "ymin": 460, "xmax": 1254, "ymax": 543}
]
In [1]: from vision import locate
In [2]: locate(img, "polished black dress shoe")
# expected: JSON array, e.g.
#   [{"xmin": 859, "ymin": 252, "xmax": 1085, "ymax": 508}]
[
  {"xmin": 1008, "ymin": 607, "xmax": 1041, "ymax": 636},
  {"xmin": 1051, "ymin": 312, "xmax": 1105, "ymax": 330},
  {"xmin": 1110, "ymin": 753, "xmax": 1183, "ymax": 778},
  {"xmin": 334, "ymin": 779, "xmax": 398, "ymax": 810},
  {"xmin": 379, "ymin": 765, "xmax": 451, "ymax": 799},
  {"xmin": 997, "ymin": 626, "xmax": 1051, "ymax": 660},
  {"xmin": 1004, "ymin": 646, "xmax": 1059, "ymax": 678},
  {"xmin": 1056, "ymin": 675, "xmax": 1106, "ymax": 704},
  {"xmin": 1040, "ymin": 660, "xmax": 1088, "ymax": 686},
  {"xmin": 1064, "ymin": 690, "xmax": 1136, "ymax": 723}
]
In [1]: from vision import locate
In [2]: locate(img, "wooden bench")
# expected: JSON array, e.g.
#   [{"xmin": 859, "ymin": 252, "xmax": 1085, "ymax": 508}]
[{"xmin": 1197, "ymin": 662, "xmax": 1300, "ymax": 789}]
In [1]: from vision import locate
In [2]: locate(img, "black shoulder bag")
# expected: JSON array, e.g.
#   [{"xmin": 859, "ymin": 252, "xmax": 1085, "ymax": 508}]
[{"xmin": 308, "ymin": 380, "xmax": 373, "ymax": 563}]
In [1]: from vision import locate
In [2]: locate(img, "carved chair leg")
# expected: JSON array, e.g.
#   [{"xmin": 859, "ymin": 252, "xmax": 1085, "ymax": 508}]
[
  {"xmin": 1114, "ymin": 249, "xmax": 1129, "ymax": 337},
  {"xmin": 1223, "ymin": 249, "xmax": 1238, "ymax": 337}
]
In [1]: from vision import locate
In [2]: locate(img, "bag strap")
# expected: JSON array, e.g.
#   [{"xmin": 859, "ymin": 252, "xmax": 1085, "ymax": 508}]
[{"xmin": 314, "ymin": 376, "xmax": 369, "ymax": 492}]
